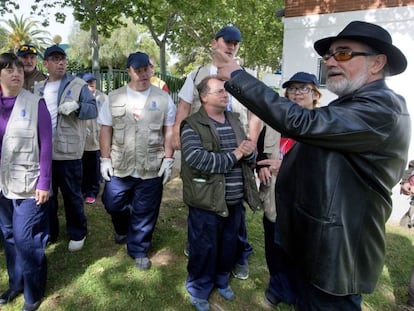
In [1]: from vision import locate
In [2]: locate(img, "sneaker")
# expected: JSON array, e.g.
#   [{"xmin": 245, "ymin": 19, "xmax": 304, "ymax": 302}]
[
  {"xmin": 218, "ymin": 286, "xmax": 234, "ymax": 300},
  {"xmin": 22, "ymin": 300, "xmax": 41, "ymax": 311},
  {"xmin": 85, "ymin": 196, "xmax": 96, "ymax": 204},
  {"xmin": 68, "ymin": 237, "xmax": 86, "ymax": 252},
  {"xmin": 232, "ymin": 263, "xmax": 249, "ymax": 280},
  {"xmin": 115, "ymin": 233, "xmax": 127, "ymax": 244},
  {"xmin": 189, "ymin": 294, "xmax": 210, "ymax": 311},
  {"xmin": 184, "ymin": 241, "xmax": 189, "ymax": 257},
  {"xmin": 135, "ymin": 257, "xmax": 151, "ymax": 270},
  {"xmin": 264, "ymin": 289, "xmax": 281, "ymax": 308},
  {"xmin": 0, "ymin": 289, "xmax": 21, "ymax": 305}
]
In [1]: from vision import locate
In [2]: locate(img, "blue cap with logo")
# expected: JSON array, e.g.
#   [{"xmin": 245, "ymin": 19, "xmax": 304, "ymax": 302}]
[
  {"xmin": 126, "ymin": 52, "xmax": 150, "ymax": 69},
  {"xmin": 17, "ymin": 44, "xmax": 38, "ymax": 57},
  {"xmin": 82, "ymin": 73, "xmax": 96, "ymax": 82},
  {"xmin": 215, "ymin": 26, "xmax": 242, "ymax": 42},
  {"xmin": 282, "ymin": 72, "xmax": 320, "ymax": 88},
  {"xmin": 44, "ymin": 45, "xmax": 66, "ymax": 59}
]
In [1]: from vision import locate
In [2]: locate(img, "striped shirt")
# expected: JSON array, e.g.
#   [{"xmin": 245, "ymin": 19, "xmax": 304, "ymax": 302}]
[{"xmin": 181, "ymin": 117, "xmax": 255, "ymax": 204}]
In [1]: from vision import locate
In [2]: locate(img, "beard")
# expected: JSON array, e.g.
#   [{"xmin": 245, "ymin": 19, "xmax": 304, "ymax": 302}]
[{"xmin": 326, "ymin": 66, "xmax": 370, "ymax": 97}]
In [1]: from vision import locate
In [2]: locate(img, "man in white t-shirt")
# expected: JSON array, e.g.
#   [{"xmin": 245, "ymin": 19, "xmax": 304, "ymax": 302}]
[
  {"xmin": 99, "ymin": 51, "xmax": 176, "ymax": 270},
  {"xmin": 34, "ymin": 45, "xmax": 97, "ymax": 252}
]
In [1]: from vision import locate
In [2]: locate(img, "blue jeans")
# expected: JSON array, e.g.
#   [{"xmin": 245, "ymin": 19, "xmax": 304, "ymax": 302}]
[
  {"xmin": 186, "ymin": 202, "xmax": 243, "ymax": 300},
  {"xmin": 81, "ymin": 150, "xmax": 101, "ymax": 198},
  {"xmin": 0, "ymin": 194, "xmax": 48, "ymax": 304},
  {"xmin": 102, "ymin": 175, "xmax": 163, "ymax": 258},
  {"xmin": 49, "ymin": 159, "xmax": 87, "ymax": 241},
  {"xmin": 235, "ymin": 206, "xmax": 253, "ymax": 265}
]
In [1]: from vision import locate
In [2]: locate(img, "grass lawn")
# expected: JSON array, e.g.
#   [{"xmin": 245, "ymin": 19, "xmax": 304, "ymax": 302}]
[{"xmin": 1, "ymin": 174, "xmax": 414, "ymax": 311}]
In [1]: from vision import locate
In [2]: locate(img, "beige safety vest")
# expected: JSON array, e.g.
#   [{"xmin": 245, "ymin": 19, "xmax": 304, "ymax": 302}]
[
  {"xmin": 260, "ymin": 125, "xmax": 281, "ymax": 222},
  {"xmin": 84, "ymin": 90, "xmax": 107, "ymax": 151},
  {"xmin": 0, "ymin": 90, "xmax": 41, "ymax": 199},
  {"xmin": 109, "ymin": 85, "xmax": 169, "ymax": 178},
  {"xmin": 35, "ymin": 78, "xmax": 87, "ymax": 160}
]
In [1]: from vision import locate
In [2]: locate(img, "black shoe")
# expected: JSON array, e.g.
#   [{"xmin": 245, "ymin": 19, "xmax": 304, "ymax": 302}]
[
  {"xmin": 22, "ymin": 300, "xmax": 41, "ymax": 311},
  {"xmin": 0, "ymin": 289, "xmax": 21, "ymax": 305},
  {"xmin": 115, "ymin": 233, "xmax": 127, "ymax": 244},
  {"xmin": 264, "ymin": 289, "xmax": 281, "ymax": 308}
]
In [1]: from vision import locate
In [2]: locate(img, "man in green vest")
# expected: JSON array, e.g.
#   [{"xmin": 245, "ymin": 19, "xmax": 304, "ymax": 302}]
[{"xmin": 180, "ymin": 76, "xmax": 260, "ymax": 311}]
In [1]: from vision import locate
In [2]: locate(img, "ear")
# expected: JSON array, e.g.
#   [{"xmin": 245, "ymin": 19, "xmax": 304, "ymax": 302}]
[
  {"xmin": 370, "ymin": 54, "xmax": 387, "ymax": 75},
  {"xmin": 211, "ymin": 38, "xmax": 218, "ymax": 49}
]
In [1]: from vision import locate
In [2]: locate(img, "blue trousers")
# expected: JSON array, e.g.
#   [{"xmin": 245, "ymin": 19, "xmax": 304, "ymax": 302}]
[
  {"xmin": 102, "ymin": 176, "xmax": 163, "ymax": 258},
  {"xmin": 49, "ymin": 159, "xmax": 88, "ymax": 241},
  {"xmin": 0, "ymin": 194, "xmax": 48, "ymax": 304},
  {"xmin": 266, "ymin": 219, "xmax": 362, "ymax": 310},
  {"xmin": 186, "ymin": 202, "xmax": 243, "ymax": 300},
  {"xmin": 81, "ymin": 150, "xmax": 101, "ymax": 198},
  {"xmin": 235, "ymin": 206, "xmax": 253, "ymax": 265}
]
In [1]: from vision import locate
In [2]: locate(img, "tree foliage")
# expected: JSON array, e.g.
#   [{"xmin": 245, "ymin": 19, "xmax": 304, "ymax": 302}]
[
  {"xmin": 0, "ymin": 0, "xmax": 285, "ymax": 75},
  {"xmin": 68, "ymin": 19, "xmax": 159, "ymax": 70},
  {"xmin": 0, "ymin": 14, "xmax": 53, "ymax": 54}
]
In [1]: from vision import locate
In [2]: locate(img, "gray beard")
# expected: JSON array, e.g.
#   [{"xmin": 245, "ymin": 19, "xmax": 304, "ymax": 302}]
[{"xmin": 327, "ymin": 70, "xmax": 370, "ymax": 97}]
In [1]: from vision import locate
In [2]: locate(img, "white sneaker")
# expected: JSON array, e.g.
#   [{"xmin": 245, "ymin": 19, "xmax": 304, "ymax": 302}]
[{"xmin": 68, "ymin": 237, "xmax": 86, "ymax": 252}]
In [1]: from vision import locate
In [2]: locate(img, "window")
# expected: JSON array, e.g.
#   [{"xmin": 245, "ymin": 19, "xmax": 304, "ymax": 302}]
[{"xmin": 317, "ymin": 58, "xmax": 327, "ymax": 86}]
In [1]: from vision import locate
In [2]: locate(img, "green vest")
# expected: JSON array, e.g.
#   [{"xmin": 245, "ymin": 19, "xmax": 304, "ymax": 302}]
[{"xmin": 181, "ymin": 107, "xmax": 262, "ymax": 216}]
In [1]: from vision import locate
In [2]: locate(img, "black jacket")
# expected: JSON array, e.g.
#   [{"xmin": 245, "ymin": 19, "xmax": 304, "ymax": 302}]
[{"xmin": 225, "ymin": 72, "xmax": 411, "ymax": 295}]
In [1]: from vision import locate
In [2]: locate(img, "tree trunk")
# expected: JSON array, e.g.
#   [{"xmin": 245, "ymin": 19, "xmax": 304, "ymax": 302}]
[{"xmin": 91, "ymin": 23, "xmax": 100, "ymax": 88}]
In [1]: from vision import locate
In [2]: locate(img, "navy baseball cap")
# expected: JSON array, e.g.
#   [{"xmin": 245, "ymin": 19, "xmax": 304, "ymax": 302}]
[
  {"xmin": 82, "ymin": 73, "xmax": 96, "ymax": 82},
  {"xmin": 282, "ymin": 72, "xmax": 320, "ymax": 88},
  {"xmin": 17, "ymin": 44, "xmax": 38, "ymax": 57},
  {"xmin": 44, "ymin": 45, "xmax": 66, "ymax": 59},
  {"xmin": 126, "ymin": 52, "xmax": 150, "ymax": 69},
  {"xmin": 215, "ymin": 26, "xmax": 242, "ymax": 42}
]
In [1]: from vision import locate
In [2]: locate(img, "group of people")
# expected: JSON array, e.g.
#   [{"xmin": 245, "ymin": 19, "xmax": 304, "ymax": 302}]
[{"xmin": 0, "ymin": 19, "xmax": 411, "ymax": 311}]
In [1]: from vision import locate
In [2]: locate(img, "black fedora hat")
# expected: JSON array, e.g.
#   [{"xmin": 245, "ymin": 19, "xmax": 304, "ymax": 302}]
[{"xmin": 314, "ymin": 21, "xmax": 407, "ymax": 76}]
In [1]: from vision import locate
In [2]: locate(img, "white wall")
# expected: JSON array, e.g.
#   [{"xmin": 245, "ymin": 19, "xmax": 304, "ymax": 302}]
[{"xmin": 281, "ymin": 7, "xmax": 414, "ymax": 223}]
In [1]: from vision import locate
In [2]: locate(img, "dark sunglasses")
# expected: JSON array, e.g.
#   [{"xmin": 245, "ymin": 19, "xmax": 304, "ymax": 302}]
[
  {"xmin": 323, "ymin": 49, "xmax": 377, "ymax": 62},
  {"xmin": 19, "ymin": 46, "xmax": 37, "ymax": 53}
]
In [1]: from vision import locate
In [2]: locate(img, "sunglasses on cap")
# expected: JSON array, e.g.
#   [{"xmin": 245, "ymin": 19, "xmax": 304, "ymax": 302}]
[
  {"xmin": 322, "ymin": 48, "xmax": 378, "ymax": 62},
  {"xmin": 18, "ymin": 46, "xmax": 37, "ymax": 53}
]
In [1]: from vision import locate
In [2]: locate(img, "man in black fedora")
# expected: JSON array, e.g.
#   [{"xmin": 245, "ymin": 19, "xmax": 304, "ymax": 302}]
[{"xmin": 215, "ymin": 21, "xmax": 410, "ymax": 310}]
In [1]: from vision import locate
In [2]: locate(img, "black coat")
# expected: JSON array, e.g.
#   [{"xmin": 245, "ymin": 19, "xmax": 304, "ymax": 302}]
[{"xmin": 225, "ymin": 72, "xmax": 411, "ymax": 295}]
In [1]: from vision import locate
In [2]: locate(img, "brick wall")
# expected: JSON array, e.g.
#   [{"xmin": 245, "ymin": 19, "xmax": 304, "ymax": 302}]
[{"xmin": 285, "ymin": 0, "xmax": 414, "ymax": 17}]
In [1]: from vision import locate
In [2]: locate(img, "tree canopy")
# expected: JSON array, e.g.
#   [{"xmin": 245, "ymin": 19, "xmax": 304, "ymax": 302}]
[{"xmin": 0, "ymin": 0, "xmax": 285, "ymax": 75}]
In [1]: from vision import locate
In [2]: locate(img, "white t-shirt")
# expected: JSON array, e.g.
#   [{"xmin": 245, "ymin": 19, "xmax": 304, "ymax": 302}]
[
  {"xmin": 98, "ymin": 85, "xmax": 176, "ymax": 127},
  {"xmin": 43, "ymin": 80, "xmax": 60, "ymax": 138},
  {"xmin": 178, "ymin": 64, "xmax": 217, "ymax": 104}
]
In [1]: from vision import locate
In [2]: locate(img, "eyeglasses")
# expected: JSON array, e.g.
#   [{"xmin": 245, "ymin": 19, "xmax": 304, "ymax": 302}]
[
  {"xmin": 18, "ymin": 46, "xmax": 37, "ymax": 53},
  {"xmin": 286, "ymin": 86, "xmax": 313, "ymax": 94},
  {"xmin": 322, "ymin": 49, "xmax": 378, "ymax": 62},
  {"xmin": 47, "ymin": 56, "xmax": 67, "ymax": 63},
  {"xmin": 208, "ymin": 89, "xmax": 227, "ymax": 96}
]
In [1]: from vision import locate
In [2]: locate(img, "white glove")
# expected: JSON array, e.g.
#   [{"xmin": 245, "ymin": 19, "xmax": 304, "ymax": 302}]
[
  {"xmin": 157, "ymin": 158, "xmax": 174, "ymax": 185},
  {"xmin": 100, "ymin": 157, "xmax": 114, "ymax": 181},
  {"xmin": 58, "ymin": 100, "xmax": 79, "ymax": 115}
]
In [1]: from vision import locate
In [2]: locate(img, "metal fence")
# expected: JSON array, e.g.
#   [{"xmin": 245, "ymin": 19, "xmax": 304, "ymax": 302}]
[{"xmin": 98, "ymin": 69, "xmax": 184, "ymax": 105}]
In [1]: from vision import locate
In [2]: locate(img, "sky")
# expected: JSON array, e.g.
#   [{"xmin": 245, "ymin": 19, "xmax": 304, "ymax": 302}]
[{"xmin": 4, "ymin": 2, "xmax": 74, "ymax": 44}]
